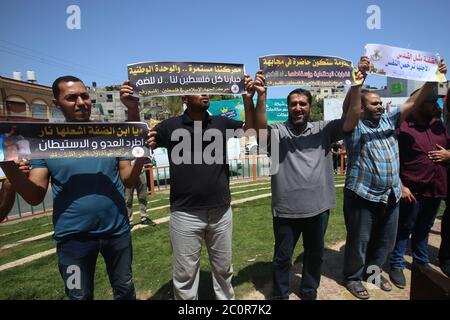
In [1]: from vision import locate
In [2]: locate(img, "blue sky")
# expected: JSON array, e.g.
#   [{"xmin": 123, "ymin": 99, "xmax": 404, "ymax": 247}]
[{"xmin": 1, "ymin": 0, "xmax": 449, "ymax": 98}]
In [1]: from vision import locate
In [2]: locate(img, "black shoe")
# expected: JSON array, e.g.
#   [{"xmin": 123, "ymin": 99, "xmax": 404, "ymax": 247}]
[
  {"xmin": 440, "ymin": 261, "xmax": 450, "ymax": 277},
  {"xmin": 389, "ymin": 267, "xmax": 406, "ymax": 289},
  {"xmin": 415, "ymin": 262, "xmax": 433, "ymax": 271},
  {"xmin": 298, "ymin": 290, "xmax": 317, "ymax": 300},
  {"xmin": 140, "ymin": 217, "xmax": 156, "ymax": 226}
]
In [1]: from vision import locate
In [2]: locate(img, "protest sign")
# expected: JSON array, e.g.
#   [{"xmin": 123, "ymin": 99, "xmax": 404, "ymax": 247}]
[
  {"xmin": 128, "ymin": 61, "xmax": 246, "ymax": 96},
  {"xmin": 259, "ymin": 55, "xmax": 360, "ymax": 87},
  {"xmin": 365, "ymin": 44, "xmax": 446, "ymax": 82},
  {"xmin": 0, "ymin": 122, "xmax": 150, "ymax": 162}
]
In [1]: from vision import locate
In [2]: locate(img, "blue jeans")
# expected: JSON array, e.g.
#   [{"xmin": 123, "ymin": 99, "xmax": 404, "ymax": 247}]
[
  {"xmin": 390, "ymin": 196, "xmax": 441, "ymax": 269},
  {"xmin": 343, "ymin": 189, "xmax": 399, "ymax": 282},
  {"xmin": 56, "ymin": 231, "xmax": 135, "ymax": 300},
  {"xmin": 272, "ymin": 211, "xmax": 329, "ymax": 300}
]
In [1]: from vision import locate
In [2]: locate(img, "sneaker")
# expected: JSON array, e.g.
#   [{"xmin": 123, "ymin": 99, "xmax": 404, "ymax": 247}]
[
  {"xmin": 389, "ymin": 267, "xmax": 406, "ymax": 289},
  {"xmin": 140, "ymin": 217, "xmax": 156, "ymax": 226}
]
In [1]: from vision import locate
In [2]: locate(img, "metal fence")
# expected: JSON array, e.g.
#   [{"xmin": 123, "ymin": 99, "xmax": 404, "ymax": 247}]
[{"xmin": 1, "ymin": 155, "xmax": 273, "ymax": 223}]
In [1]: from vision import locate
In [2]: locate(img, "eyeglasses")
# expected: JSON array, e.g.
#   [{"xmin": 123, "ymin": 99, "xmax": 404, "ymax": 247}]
[{"xmin": 370, "ymin": 101, "xmax": 383, "ymax": 106}]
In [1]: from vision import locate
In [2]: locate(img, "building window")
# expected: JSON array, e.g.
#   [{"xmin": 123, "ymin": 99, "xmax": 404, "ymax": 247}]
[
  {"xmin": 31, "ymin": 104, "xmax": 48, "ymax": 119},
  {"xmin": 6, "ymin": 101, "xmax": 27, "ymax": 115},
  {"xmin": 106, "ymin": 94, "xmax": 113, "ymax": 102}
]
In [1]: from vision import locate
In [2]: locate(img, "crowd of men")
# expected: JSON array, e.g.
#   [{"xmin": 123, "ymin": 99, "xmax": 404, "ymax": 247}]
[{"xmin": 0, "ymin": 57, "xmax": 449, "ymax": 300}]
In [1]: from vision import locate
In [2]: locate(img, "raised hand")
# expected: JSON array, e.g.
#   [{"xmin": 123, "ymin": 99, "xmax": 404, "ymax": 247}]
[
  {"xmin": 145, "ymin": 130, "xmax": 158, "ymax": 150},
  {"xmin": 438, "ymin": 59, "xmax": 447, "ymax": 75},
  {"xmin": 358, "ymin": 56, "xmax": 370, "ymax": 76},
  {"xmin": 243, "ymin": 74, "xmax": 255, "ymax": 99},
  {"xmin": 253, "ymin": 70, "xmax": 266, "ymax": 95},
  {"xmin": 120, "ymin": 80, "xmax": 140, "ymax": 110}
]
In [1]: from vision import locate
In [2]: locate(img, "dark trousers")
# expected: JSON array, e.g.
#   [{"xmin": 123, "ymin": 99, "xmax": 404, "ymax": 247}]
[
  {"xmin": 440, "ymin": 169, "xmax": 450, "ymax": 263},
  {"xmin": 390, "ymin": 196, "xmax": 441, "ymax": 269},
  {"xmin": 272, "ymin": 211, "xmax": 329, "ymax": 300},
  {"xmin": 56, "ymin": 231, "xmax": 135, "ymax": 300},
  {"xmin": 343, "ymin": 189, "xmax": 399, "ymax": 282},
  {"xmin": 440, "ymin": 207, "xmax": 450, "ymax": 263}
]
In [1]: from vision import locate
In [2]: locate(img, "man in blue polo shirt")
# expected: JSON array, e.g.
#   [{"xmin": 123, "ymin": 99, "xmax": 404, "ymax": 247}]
[{"xmin": 1, "ymin": 76, "xmax": 145, "ymax": 300}]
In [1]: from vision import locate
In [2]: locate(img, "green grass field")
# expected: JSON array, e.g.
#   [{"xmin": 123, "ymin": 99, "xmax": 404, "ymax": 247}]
[{"xmin": 0, "ymin": 175, "xmax": 444, "ymax": 299}]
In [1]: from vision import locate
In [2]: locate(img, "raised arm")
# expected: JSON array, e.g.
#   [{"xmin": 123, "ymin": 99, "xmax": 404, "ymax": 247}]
[
  {"xmin": 342, "ymin": 69, "xmax": 366, "ymax": 133},
  {"xmin": 242, "ymin": 75, "xmax": 256, "ymax": 132},
  {"xmin": 342, "ymin": 56, "xmax": 369, "ymax": 115},
  {"xmin": 253, "ymin": 71, "xmax": 267, "ymax": 131},
  {"xmin": 120, "ymin": 80, "xmax": 141, "ymax": 121},
  {"xmin": 400, "ymin": 59, "xmax": 447, "ymax": 123}
]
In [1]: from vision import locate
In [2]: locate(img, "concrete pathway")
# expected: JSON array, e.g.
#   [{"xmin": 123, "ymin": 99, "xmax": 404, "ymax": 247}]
[{"xmin": 243, "ymin": 221, "xmax": 445, "ymax": 300}]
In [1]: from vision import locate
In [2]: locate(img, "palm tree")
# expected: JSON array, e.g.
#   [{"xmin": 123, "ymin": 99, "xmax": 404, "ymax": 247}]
[{"xmin": 162, "ymin": 96, "xmax": 183, "ymax": 117}]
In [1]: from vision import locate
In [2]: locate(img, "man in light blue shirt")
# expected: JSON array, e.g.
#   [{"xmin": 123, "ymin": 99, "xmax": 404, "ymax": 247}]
[{"xmin": 1, "ymin": 76, "xmax": 144, "ymax": 299}]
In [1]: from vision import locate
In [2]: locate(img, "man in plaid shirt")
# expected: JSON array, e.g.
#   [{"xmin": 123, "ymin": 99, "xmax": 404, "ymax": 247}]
[{"xmin": 342, "ymin": 59, "xmax": 447, "ymax": 299}]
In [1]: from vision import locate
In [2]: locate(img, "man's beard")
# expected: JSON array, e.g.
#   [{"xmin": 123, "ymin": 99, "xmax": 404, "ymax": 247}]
[{"xmin": 289, "ymin": 114, "xmax": 309, "ymax": 126}]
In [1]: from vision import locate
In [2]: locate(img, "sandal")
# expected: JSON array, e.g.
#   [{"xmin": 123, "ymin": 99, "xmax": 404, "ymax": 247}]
[
  {"xmin": 346, "ymin": 281, "xmax": 370, "ymax": 300},
  {"xmin": 376, "ymin": 275, "xmax": 392, "ymax": 292},
  {"xmin": 363, "ymin": 274, "xmax": 392, "ymax": 292},
  {"xmin": 363, "ymin": 273, "xmax": 393, "ymax": 292}
]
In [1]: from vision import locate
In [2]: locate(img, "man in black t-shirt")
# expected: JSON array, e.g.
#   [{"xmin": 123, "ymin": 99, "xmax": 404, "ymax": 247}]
[{"xmin": 122, "ymin": 77, "xmax": 255, "ymax": 300}]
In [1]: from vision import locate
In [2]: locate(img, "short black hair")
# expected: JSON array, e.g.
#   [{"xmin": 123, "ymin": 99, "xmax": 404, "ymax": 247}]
[
  {"xmin": 52, "ymin": 76, "xmax": 83, "ymax": 99},
  {"xmin": 287, "ymin": 88, "xmax": 312, "ymax": 105},
  {"xmin": 361, "ymin": 89, "xmax": 379, "ymax": 106}
]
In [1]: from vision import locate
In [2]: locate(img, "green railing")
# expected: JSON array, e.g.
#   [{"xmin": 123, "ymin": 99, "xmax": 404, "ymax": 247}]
[
  {"xmin": 1, "ymin": 185, "xmax": 52, "ymax": 223},
  {"xmin": 1, "ymin": 156, "xmax": 272, "ymax": 223}
]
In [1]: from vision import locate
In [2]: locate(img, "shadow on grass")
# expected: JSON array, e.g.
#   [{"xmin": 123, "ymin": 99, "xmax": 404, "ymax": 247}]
[
  {"xmin": 149, "ymin": 263, "xmax": 273, "ymax": 300},
  {"xmin": 149, "ymin": 270, "xmax": 216, "ymax": 300},
  {"xmin": 290, "ymin": 245, "xmax": 346, "ymax": 298},
  {"xmin": 233, "ymin": 261, "xmax": 272, "ymax": 299}
]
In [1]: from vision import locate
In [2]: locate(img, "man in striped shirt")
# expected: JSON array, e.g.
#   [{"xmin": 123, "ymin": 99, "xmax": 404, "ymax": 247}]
[{"xmin": 342, "ymin": 60, "xmax": 447, "ymax": 299}]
